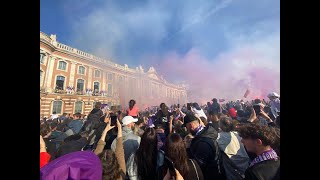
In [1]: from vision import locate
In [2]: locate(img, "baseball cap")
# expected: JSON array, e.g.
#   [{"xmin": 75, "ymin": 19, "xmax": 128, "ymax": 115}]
[
  {"xmin": 183, "ymin": 113, "xmax": 199, "ymax": 127},
  {"xmin": 122, "ymin": 116, "xmax": 138, "ymax": 126}
]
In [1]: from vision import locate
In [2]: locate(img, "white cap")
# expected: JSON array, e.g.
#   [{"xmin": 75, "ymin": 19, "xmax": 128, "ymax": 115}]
[
  {"xmin": 267, "ymin": 92, "xmax": 280, "ymax": 98},
  {"xmin": 122, "ymin": 116, "xmax": 138, "ymax": 126}
]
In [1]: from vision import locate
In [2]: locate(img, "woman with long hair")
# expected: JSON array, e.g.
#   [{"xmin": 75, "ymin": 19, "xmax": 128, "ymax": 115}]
[
  {"xmin": 163, "ymin": 133, "xmax": 204, "ymax": 180},
  {"xmin": 127, "ymin": 99, "xmax": 139, "ymax": 118},
  {"xmin": 127, "ymin": 128, "xmax": 158, "ymax": 180}
]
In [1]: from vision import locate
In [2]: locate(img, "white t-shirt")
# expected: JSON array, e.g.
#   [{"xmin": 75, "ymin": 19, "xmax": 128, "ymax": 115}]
[
  {"xmin": 191, "ymin": 107, "xmax": 208, "ymax": 120},
  {"xmin": 50, "ymin": 114, "xmax": 59, "ymax": 120}
]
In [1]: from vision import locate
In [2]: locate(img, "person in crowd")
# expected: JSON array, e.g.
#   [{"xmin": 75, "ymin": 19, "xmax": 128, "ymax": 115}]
[
  {"xmin": 191, "ymin": 102, "xmax": 207, "ymax": 120},
  {"xmin": 64, "ymin": 112, "xmax": 84, "ymax": 136},
  {"xmin": 217, "ymin": 117, "xmax": 250, "ymax": 180},
  {"xmin": 184, "ymin": 114, "xmax": 225, "ymax": 180},
  {"xmin": 127, "ymin": 99, "xmax": 139, "ymax": 118},
  {"xmin": 155, "ymin": 123, "xmax": 167, "ymax": 151},
  {"xmin": 82, "ymin": 102, "xmax": 104, "ymax": 132},
  {"xmin": 50, "ymin": 111, "xmax": 58, "ymax": 120},
  {"xmin": 238, "ymin": 123, "xmax": 280, "ymax": 180},
  {"xmin": 56, "ymin": 131, "xmax": 89, "ymax": 158},
  {"xmin": 49, "ymin": 123, "xmax": 68, "ymax": 150},
  {"xmin": 40, "ymin": 135, "xmax": 51, "ymax": 168},
  {"xmin": 208, "ymin": 111, "xmax": 220, "ymax": 132},
  {"xmin": 160, "ymin": 133, "xmax": 204, "ymax": 180},
  {"xmin": 155, "ymin": 103, "xmax": 172, "ymax": 136},
  {"xmin": 111, "ymin": 116, "xmax": 141, "ymax": 162},
  {"xmin": 184, "ymin": 134, "xmax": 194, "ymax": 149},
  {"xmin": 127, "ymin": 128, "xmax": 159, "ymax": 180},
  {"xmin": 94, "ymin": 116, "xmax": 126, "ymax": 180},
  {"xmin": 58, "ymin": 113, "xmax": 68, "ymax": 123},
  {"xmin": 250, "ymin": 102, "xmax": 275, "ymax": 126},
  {"xmin": 209, "ymin": 98, "xmax": 221, "ymax": 115},
  {"xmin": 267, "ymin": 92, "xmax": 280, "ymax": 120},
  {"xmin": 133, "ymin": 117, "xmax": 146, "ymax": 137},
  {"xmin": 40, "ymin": 123, "xmax": 57, "ymax": 160}
]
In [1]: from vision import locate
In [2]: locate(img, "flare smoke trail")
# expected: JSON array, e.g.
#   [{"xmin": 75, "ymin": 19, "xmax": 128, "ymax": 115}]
[{"xmin": 43, "ymin": 0, "xmax": 280, "ymax": 105}]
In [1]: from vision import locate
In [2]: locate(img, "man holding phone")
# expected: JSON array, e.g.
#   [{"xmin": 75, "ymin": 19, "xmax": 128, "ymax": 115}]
[{"xmin": 111, "ymin": 116, "xmax": 141, "ymax": 162}]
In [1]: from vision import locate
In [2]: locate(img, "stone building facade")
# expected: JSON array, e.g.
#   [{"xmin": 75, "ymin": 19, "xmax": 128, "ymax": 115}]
[{"xmin": 40, "ymin": 32, "xmax": 187, "ymax": 117}]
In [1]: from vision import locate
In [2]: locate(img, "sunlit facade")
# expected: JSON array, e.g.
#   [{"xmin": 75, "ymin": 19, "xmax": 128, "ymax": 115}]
[{"xmin": 40, "ymin": 31, "xmax": 187, "ymax": 117}]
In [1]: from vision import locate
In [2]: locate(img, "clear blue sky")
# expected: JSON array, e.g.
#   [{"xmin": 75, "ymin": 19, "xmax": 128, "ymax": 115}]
[{"xmin": 40, "ymin": 0, "xmax": 279, "ymax": 68}]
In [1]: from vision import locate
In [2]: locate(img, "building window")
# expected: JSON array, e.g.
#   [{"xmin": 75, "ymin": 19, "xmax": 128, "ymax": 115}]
[
  {"xmin": 40, "ymin": 70, "xmax": 43, "ymax": 83},
  {"xmin": 108, "ymin": 73, "xmax": 113, "ymax": 81},
  {"xmin": 58, "ymin": 61, "xmax": 67, "ymax": 70},
  {"xmin": 40, "ymin": 53, "xmax": 45, "ymax": 64},
  {"xmin": 77, "ymin": 79, "xmax": 84, "ymax": 92},
  {"xmin": 95, "ymin": 70, "xmax": 101, "ymax": 78},
  {"xmin": 119, "ymin": 76, "xmax": 123, "ymax": 82},
  {"xmin": 56, "ymin": 76, "xmax": 65, "ymax": 90},
  {"xmin": 78, "ymin": 66, "xmax": 85, "ymax": 75},
  {"xmin": 74, "ymin": 101, "xmax": 83, "ymax": 113},
  {"xmin": 52, "ymin": 101, "xmax": 62, "ymax": 114},
  {"xmin": 108, "ymin": 84, "xmax": 112, "ymax": 96},
  {"xmin": 94, "ymin": 82, "xmax": 100, "ymax": 93}
]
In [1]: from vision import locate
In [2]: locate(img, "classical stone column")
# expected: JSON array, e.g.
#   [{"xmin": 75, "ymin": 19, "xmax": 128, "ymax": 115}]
[
  {"xmin": 87, "ymin": 67, "xmax": 92, "ymax": 89},
  {"xmin": 45, "ymin": 56, "xmax": 57, "ymax": 92},
  {"xmin": 69, "ymin": 62, "xmax": 77, "ymax": 87},
  {"xmin": 102, "ymin": 71, "xmax": 106, "ymax": 92}
]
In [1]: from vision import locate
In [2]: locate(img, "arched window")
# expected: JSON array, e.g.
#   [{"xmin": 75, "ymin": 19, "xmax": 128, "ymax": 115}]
[
  {"xmin": 78, "ymin": 66, "xmax": 85, "ymax": 74},
  {"xmin": 108, "ymin": 73, "xmax": 113, "ymax": 80},
  {"xmin": 77, "ymin": 79, "xmax": 84, "ymax": 92},
  {"xmin": 52, "ymin": 101, "xmax": 62, "ymax": 114},
  {"xmin": 58, "ymin": 61, "xmax": 67, "ymax": 70},
  {"xmin": 74, "ymin": 101, "xmax": 83, "ymax": 113},
  {"xmin": 40, "ymin": 53, "xmax": 45, "ymax": 64},
  {"xmin": 94, "ymin": 82, "xmax": 100, "ymax": 93},
  {"xmin": 95, "ymin": 70, "xmax": 101, "ymax": 77},
  {"xmin": 56, "ymin": 76, "xmax": 65, "ymax": 90}
]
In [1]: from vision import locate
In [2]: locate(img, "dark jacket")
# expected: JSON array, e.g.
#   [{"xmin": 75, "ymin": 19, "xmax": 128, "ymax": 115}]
[
  {"xmin": 66, "ymin": 119, "xmax": 83, "ymax": 134},
  {"xmin": 56, "ymin": 137, "xmax": 88, "ymax": 158},
  {"xmin": 82, "ymin": 108, "xmax": 103, "ymax": 131},
  {"xmin": 210, "ymin": 102, "xmax": 221, "ymax": 115},
  {"xmin": 188, "ymin": 124, "xmax": 225, "ymax": 180},
  {"xmin": 155, "ymin": 110, "xmax": 171, "ymax": 136},
  {"xmin": 245, "ymin": 159, "xmax": 280, "ymax": 180}
]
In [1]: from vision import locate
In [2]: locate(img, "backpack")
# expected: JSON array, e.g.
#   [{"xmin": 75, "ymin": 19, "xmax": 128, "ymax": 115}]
[{"xmin": 213, "ymin": 140, "xmax": 245, "ymax": 180}]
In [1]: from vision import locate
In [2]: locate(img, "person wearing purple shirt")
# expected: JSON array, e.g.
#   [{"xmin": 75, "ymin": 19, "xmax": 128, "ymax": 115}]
[{"xmin": 267, "ymin": 92, "xmax": 280, "ymax": 119}]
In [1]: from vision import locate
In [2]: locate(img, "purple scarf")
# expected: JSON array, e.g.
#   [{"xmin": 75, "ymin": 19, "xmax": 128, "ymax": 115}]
[
  {"xmin": 250, "ymin": 149, "xmax": 278, "ymax": 167},
  {"xmin": 194, "ymin": 125, "xmax": 204, "ymax": 136}
]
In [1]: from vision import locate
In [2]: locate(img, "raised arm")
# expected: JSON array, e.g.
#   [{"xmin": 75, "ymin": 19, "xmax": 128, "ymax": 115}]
[
  {"xmin": 94, "ymin": 114, "xmax": 114, "ymax": 155},
  {"xmin": 115, "ymin": 119, "xmax": 126, "ymax": 176}
]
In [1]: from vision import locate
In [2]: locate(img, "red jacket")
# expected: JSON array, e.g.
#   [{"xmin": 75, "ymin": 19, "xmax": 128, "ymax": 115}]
[
  {"xmin": 40, "ymin": 152, "xmax": 51, "ymax": 168},
  {"xmin": 228, "ymin": 108, "xmax": 237, "ymax": 118}
]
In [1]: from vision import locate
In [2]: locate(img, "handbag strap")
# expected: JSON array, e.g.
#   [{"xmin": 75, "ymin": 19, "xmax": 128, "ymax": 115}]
[{"xmin": 189, "ymin": 159, "xmax": 199, "ymax": 180}]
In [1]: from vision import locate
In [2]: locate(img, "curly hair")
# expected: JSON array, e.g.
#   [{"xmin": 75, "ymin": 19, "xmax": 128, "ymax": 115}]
[
  {"xmin": 237, "ymin": 123, "xmax": 277, "ymax": 146},
  {"xmin": 98, "ymin": 149, "xmax": 122, "ymax": 180},
  {"xmin": 219, "ymin": 117, "xmax": 235, "ymax": 132}
]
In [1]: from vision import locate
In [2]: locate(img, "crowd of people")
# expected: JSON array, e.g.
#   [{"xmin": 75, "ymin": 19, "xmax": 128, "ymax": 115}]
[{"xmin": 40, "ymin": 92, "xmax": 280, "ymax": 180}]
